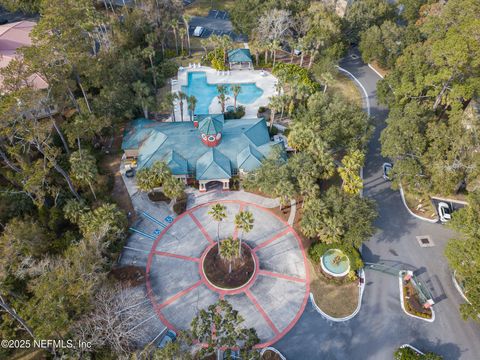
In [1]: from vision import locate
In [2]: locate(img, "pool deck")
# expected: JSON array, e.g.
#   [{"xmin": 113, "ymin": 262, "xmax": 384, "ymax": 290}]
[{"xmin": 171, "ymin": 66, "xmax": 277, "ymax": 120}]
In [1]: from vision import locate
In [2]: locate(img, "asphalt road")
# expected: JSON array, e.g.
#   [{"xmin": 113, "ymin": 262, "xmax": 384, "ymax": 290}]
[{"xmin": 274, "ymin": 50, "xmax": 480, "ymax": 360}]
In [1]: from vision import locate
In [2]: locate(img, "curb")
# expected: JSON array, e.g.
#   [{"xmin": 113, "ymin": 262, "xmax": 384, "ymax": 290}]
[
  {"xmin": 260, "ymin": 347, "xmax": 287, "ymax": 360},
  {"xmin": 399, "ymin": 184, "xmax": 438, "ymax": 223},
  {"xmin": 398, "ymin": 272, "xmax": 435, "ymax": 323},
  {"xmin": 367, "ymin": 63, "xmax": 385, "ymax": 79},
  {"xmin": 452, "ymin": 271, "xmax": 471, "ymax": 304},
  {"xmin": 336, "ymin": 66, "xmax": 370, "ymax": 116},
  {"xmin": 310, "ymin": 268, "xmax": 365, "ymax": 322}
]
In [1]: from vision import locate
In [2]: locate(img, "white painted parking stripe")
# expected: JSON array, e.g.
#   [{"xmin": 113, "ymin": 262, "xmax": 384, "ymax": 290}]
[
  {"xmin": 127, "ymin": 313, "xmax": 157, "ymax": 333},
  {"xmin": 116, "ymin": 298, "xmax": 151, "ymax": 314},
  {"xmin": 124, "ymin": 246, "xmax": 150, "ymax": 253}
]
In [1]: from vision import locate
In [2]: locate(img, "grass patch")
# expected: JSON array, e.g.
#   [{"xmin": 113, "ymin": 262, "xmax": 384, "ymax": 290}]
[
  {"xmin": 171, "ymin": 51, "xmax": 205, "ymax": 67},
  {"xmin": 402, "ymin": 186, "xmax": 437, "ymax": 220},
  {"xmin": 184, "ymin": 0, "xmax": 236, "ymax": 17},
  {"xmin": 328, "ymin": 73, "xmax": 363, "ymax": 107},
  {"xmin": 308, "ymin": 260, "xmax": 359, "ymax": 318}
]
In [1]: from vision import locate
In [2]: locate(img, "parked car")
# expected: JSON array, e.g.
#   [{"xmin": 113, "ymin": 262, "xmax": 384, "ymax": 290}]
[
  {"xmin": 438, "ymin": 202, "xmax": 452, "ymax": 223},
  {"xmin": 193, "ymin": 26, "xmax": 204, "ymax": 37},
  {"xmin": 157, "ymin": 329, "xmax": 176, "ymax": 349},
  {"xmin": 293, "ymin": 49, "xmax": 302, "ymax": 56},
  {"xmin": 382, "ymin": 162, "xmax": 393, "ymax": 181}
]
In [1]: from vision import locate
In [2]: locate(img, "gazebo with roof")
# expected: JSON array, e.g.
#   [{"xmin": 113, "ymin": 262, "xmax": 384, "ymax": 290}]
[{"xmin": 227, "ymin": 48, "xmax": 253, "ymax": 70}]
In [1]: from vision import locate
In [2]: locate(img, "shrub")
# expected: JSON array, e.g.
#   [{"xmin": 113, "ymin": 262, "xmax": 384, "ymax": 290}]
[
  {"xmin": 309, "ymin": 242, "xmax": 364, "ymax": 271},
  {"xmin": 269, "ymin": 126, "xmax": 279, "ymax": 137},
  {"xmin": 394, "ymin": 346, "xmax": 442, "ymax": 360},
  {"xmin": 258, "ymin": 106, "xmax": 267, "ymax": 113},
  {"xmin": 224, "ymin": 105, "xmax": 245, "ymax": 119}
]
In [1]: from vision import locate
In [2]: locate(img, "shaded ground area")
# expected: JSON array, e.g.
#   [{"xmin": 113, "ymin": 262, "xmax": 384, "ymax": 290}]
[
  {"xmin": 184, "ymin": 0, "xmax": 235, "ymax": 17},
  {"xmin": 99, "ymin": 126, "xmax": 135, "ymax": 221},
  {"xmin": 308, "ymin": 261, "xmax": 358, "ymax": 318}
]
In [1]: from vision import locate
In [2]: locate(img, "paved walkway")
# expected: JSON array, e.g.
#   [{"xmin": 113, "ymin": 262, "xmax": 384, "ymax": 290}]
[
  {"xmin": 145, "ymin": 200, "xmax": 309, "ymax": 347},
  {"xmin": 186, "ymin": 188, "xmax": 280, "ymax": 209}
]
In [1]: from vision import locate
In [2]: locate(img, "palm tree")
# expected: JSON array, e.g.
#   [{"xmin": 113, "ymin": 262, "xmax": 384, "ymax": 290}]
[
  {"xmin": 216, "ymin": 85, "xmax": 229, "ymax": 113},
  {"xmin": 142, "ymin": 45, "xmax": 157, "ymax": 92},
  {"xmin": 133, "ymin": 81, "xmax": 154, "ymax": 119},
  {"xmin": 170, "ymin": 19, "xmax": 179, "ymax": 55},
  {"xmin": 231, "ymin": 84, "xmax": 241, "ymax": 111},
  {"xmin": 219, "ymin": 237, "xmax": 240, "ymax": 274},
  {"xmin": 234, "ymin": 210, "xmax": 254, "ymax": 254},
  {"xmin": 177, "ymin": 91, "xmax": 187, "ymax": 121},
  {"xmin": 338, "ymin": 150, "xmax": 365, "ymax": 195},
  {"xmin": 219, "ymin": 35, "xmax": 232, "ymax": 66},
  {"xmin": 165, "ymin": 92, "xmax": 178, "ymax": 122},
  {"xmin": 208, "ymin": 203, "xmax": 227, "ymax": 254},
  {"xmin": 179, "ymin": 27, "xmax": 186, "ymax": 56},
  {"xmin": 271, "ymin": 39, "xmax": 281, "ymax": 67},
  {"xmin": 182, "ymin": 15, "xmax": 192, "ymax": 56},
  {"xmin": 268, "ymin": 95, "xmax": 285, "ymax": 131},
  {"xmin": 187, "ymin": 95, "xmax": 197, "ymax": 121},
  {"xmin": 249, "ymin": 39, "xmax": 261, "ymax": 66}
]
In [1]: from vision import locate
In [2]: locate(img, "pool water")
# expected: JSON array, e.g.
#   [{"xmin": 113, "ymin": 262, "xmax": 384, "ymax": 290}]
[
  {"xmin": 181, "ymin": 72, "xmax": 263, "ymax": 114},
  {"xmin": 322, "ymin": 249, "xmax": 350, "ymax": 275}
]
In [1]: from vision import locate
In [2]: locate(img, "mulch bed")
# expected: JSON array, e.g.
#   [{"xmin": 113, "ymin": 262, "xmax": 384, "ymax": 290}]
[
  {"xmin": 109, "ymin": 265, "xmax": 146, "ymax": 286},
  {"xmin": 261, "ymin": 350, "xmax": 282, "ymax": 360},
  {"xmin": 148, "ymin": 191, "xmax": 171, "ymax": 202},
  {"xmin": 403, "ymin": 281, "xmax": 432, "ymax": 318},
  {"xmin": 203, "ymin": 243, "xmax": 255, "ymax": 289}
]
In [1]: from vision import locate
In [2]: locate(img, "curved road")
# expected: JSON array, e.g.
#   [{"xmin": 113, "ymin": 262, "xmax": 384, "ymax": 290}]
[{"xmin": 274, "ymin": 51, "xmax": 480, "ymax": 360}]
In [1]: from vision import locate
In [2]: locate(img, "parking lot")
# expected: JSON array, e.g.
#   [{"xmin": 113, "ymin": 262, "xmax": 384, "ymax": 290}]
[{"xmin": 189, "ymin": 9, "xmax": 247, "ymax": 42}]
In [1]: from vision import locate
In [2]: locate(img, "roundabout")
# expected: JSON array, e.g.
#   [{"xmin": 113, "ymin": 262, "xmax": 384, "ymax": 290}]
[{"xmin": 145, "ymin": 200, "xmax": 309, "ymax": 347}]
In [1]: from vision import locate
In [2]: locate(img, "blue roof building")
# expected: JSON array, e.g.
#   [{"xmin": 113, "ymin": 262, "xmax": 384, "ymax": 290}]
[
  {"xmin": 227, "ymin": 48, "xmax": 253, "ymax": 70},
  {"xmin": 122, "ymin": 114, "xmax": 284, "ymax": 191}
]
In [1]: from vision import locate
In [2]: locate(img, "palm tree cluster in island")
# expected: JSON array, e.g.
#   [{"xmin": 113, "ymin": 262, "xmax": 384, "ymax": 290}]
[{"xmin": 208, "ymin": 204, "xmax": 254, "ymax": 273}]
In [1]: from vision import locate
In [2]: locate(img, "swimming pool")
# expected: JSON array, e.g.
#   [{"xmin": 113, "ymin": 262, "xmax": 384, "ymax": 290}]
[{"xmin": 181, "ymin": 72, "xmax": 264, "ymax": 114}]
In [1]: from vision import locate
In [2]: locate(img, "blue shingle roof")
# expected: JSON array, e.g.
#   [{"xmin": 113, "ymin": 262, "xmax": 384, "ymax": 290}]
[
  {"xmin": 237, "ymin": 145, "xmax": 264, "ymax": 172},
  {"xmin": 163, "ymin": 150, "xmax": 189, "ymax": 175},
  {"xmin": 243, "ymin": 119, "xmax": 270, "ymax": 146},
  {"xmin": 227, "ymin": 48, "xmax": 252, "ymax": 63},
  {"xmin": 196, "ymin": 148, "xmax": 231, "ymax": 180},
  {"xmin": 198, "ymin": 115, "xmax": 224, "ymax": 135},
  {"xmin": 121, "ymin": 115, "xmax": 284, "ymax": 181}
]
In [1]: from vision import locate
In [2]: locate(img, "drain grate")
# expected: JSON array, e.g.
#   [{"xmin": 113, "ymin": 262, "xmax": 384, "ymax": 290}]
[{"xmin": 416, "ymin": 235, "xmax": 434, "ymax": 247}]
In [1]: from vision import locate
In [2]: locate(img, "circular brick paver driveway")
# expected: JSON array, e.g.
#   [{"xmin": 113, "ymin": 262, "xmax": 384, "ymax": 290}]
[{"xmin": 146, "ymin": 200, "xmax": 309, "ymax": 347}]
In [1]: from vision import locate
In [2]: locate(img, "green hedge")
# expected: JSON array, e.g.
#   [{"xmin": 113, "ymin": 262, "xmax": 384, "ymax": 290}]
[
  {"xmin": 309, "ymin": 242, "xmax": 364, "ymax": 271},
  {"xmin": 224, "ymin": 105, "xmax": 245, "ymax": 120},
  {"xmin": 394, "ymin": 347, "xmax": 442, "ymax": 360}
]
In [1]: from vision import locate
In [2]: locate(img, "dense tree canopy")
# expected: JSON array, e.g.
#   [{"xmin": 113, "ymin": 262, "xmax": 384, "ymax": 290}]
[
  {"xmin": 301, "ymin": 187, "xmax": 377, "ymax": 248},
  {"xmin": 344, "ymin": 0, "xmax": 397, "ymax": 43},
  {"xmin": 445, "ymin": 191, "xmax": 480, "ymax": 323},
  {"xmin": 378, "ymin": 0, "xmax": 480, "ymax": 196}
]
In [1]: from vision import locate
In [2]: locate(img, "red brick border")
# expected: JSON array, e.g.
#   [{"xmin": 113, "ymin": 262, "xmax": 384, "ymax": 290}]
[{"xmin": 145, "ymin": 200, "xmax": 310, "ymax": 348}]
